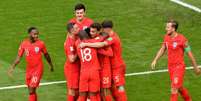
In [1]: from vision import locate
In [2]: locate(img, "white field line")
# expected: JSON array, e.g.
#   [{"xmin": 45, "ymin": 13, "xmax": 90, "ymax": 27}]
[
  {"xmin": 0, "ymin": 65, "xmax": 200, "ymax": 91},
  {"xmin": 170, "ymin": 0, "xmax": 201, "ymax": 13}
]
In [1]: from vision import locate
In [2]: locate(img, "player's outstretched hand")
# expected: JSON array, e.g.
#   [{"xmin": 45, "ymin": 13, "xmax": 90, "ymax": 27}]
[
  {"xmin": 7, "ymin": 67, "xmax": 14, "ymax": 78},
  {"xmin": 194, "ymin": 67, "xmax": 201, "ymax": 75},
  {"xmin": 151, "ymin": 60, "xmax": 157, "ymax": 70}
]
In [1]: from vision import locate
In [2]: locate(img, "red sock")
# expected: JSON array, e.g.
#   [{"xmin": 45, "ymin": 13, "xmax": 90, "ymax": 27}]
[
  {"xmin": 105, "ymin": 95, "xmax": 113, "ymax": 101},
  {"xmin": 67, "ymin": 95, "xmax": 74, "ymax": 101},
  {"xmin": 77, "ymin": 96, "xmax": 86, "ymax": 101},
  {"xmin": 170, "ymin": 93, "xmax": 178, "ymax": 101},
  {"xmin": 29, "ymin": 93, "xmax": 37, "ymax": 101},
  {"xmin": 90, "ymin": 95, "xmax": 98, "ymax": 101},
  {"xmin": 118, "ymin": 91, "xmax": 127, "ymax": 101},
  {"xmin": 179, "ymin": 87, "xmax": 192, "ymax": 101},
  {"xmin": 96, "ymin": 93, "xmax": 101, "ymax": 101}
]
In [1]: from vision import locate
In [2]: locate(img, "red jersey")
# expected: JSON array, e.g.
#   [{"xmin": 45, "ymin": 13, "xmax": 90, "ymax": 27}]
[
  {"xmin": 64, "ymin": 36, "xmax": 79, "ymax": 70},
  {"xmin": 93, "ymin": 36, "xmax": 113, "ymax": 69},
  {"xmin": 69, "ymin": 17, "xmax": 93, "ymax": 31},
  {"xmin": 105, "ymin": 32, "xmax": 125, "ymax": 68},
  {"xmin": 163, "ymin": 34, "xmax": 187, "ymax": 65},
  {"xmin": 18, "ymin": 39, "xmax": 47, "ymax": 70},
  {"xmin": 76, "ymin": 39, "xmax": 100, "ymax": 70}
]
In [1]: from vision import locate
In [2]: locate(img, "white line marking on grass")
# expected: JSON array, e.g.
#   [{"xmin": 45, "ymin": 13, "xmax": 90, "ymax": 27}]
[
  {"xmin": 170, "ymin": 0, "xmax": 201, "ymax": 13},
  {"xmin": 0, "ymin": 65, "xmax": 200, "ymax": 90}
]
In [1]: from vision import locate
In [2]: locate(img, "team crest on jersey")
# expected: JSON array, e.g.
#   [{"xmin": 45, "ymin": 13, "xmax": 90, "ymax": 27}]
[
  {"xmin": 173, "ymin": 42, "xmax": 177, "ymax": 49},
  {"xmin": 35, "ymin": 47, "xmax": 40, "ymax": 53}
]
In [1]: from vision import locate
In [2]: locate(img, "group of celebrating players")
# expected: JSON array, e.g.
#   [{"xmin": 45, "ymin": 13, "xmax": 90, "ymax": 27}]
[{"xmin": 7, "ymin": 2, "xmax": 201, "ymax": 101}]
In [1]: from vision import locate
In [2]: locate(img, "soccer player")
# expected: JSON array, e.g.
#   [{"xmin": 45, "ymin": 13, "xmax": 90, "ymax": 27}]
[
  {"xmin": 8, "ymin": 27, "xmax": 54, "ymax": 101},
  {"xmin": 151, "ymin": 19, "xmax": 201, "ymax": 101},
  {"xmin": 64, "ymin": 23, "xmax": 80, "ymax": 101},
  {"xmin": 69, "ymin": 3, "xmax": 93, "ymax": 31},
  {"xmin": 80, "ymin": 20, "xmax": 127, "ymax": 101},
  {"xmin": 76, "ymin": 30, "xmax": 112, "ymax": 101},
  {"xmin": 89, "ymin": 23, "xmax": 113, "ymax": 101}
]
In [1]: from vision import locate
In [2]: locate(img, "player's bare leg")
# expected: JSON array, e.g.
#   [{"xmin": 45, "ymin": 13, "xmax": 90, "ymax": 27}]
[
  {"xmin": 179, "ymin": 87, "xmax": 192, "ymax": 101},
  {"xmin": 77, "ymin": 92, "xmax": 87, "ymax": 101},
  {"xmin": 101, "ymin": 88, "xmax": 112, "ymax": 101},
  {"xmin": 28, "ymin": 87, "xmax": 37, "ymax": 101},
  {"xmin": 170, "ymin": 88, "xmax": 178, "ymax": 101},
  {"xmin": 67, "ymin": 88, "xmax": 79, "ymax": 101}
]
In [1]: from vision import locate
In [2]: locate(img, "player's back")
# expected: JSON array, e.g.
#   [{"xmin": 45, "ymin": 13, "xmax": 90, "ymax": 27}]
[{"xmin": 76, "ymin": 39, "xmax": 100, "ymax": 71}]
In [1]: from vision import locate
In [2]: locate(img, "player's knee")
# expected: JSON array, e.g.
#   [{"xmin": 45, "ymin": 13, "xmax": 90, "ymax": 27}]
[
  {"xmin": 171, "ymin": 88, "xmax": 178, "ymax": 94},
  {"xmin": 101, "ymin": 88, "xmax": 111, "ymax": 96},
  {"xmin": 28, "ymin": 87, "xmax": 36, "ymax": 94},
  {"xmin": 68, "ymin": 88, "xmax": 76, "ymax": 96},
  {"xmin": 89, "ymin": 92, "xmax": 98, "ymax": 96}
]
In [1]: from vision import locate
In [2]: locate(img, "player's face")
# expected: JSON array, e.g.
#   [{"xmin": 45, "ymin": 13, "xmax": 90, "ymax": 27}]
[
  {"xmin": 90, "ymin": 28, "xmax": 98, "ymax": 38},
  {"xmin": 72, "ymin": 24, "xmax": 79, "ymax": 35},
  {"xmin": 102, "ymin": 28, "xmax": 111, "ymax": 34},
  {"xmin": 75, "ymin": 9, "xmax": 85, "ymax": 21},
  {"xmin": 166, "ymin": 23, "xmax": 175, "ymax": 35},
  {"xmin": 29, "ymin": 29, "xmax": 39, "ymax": 41}
]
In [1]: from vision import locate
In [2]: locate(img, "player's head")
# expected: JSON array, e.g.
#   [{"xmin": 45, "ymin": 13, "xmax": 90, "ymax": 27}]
[
  {"xmin": 67, "ymin": 22, "xmax": 74, "ymax": 34},
  {"xmin": 78, "ymin": 30, "xmax": 90, "ymax": 40},
  {"xmin": 67, "ymin": 22, "xmax": 79, "ymax": 35},
  {"xmin": 28, "ymin": 27, "xmax": 39, "ymax": 41},
  {"xmin": 74, "ymin": 3, "xmax": 86, "ymax": 21},
  {"xmin": 90, "ymin": 22, "xmax": 102, "ymax": 38},
  {"xmin": 166, "ymin": 19, "xmax": 178, "ymax": 35},
  {"xmin": 102, "ymin": 20, "xmax": 113, "ymax": 34}
]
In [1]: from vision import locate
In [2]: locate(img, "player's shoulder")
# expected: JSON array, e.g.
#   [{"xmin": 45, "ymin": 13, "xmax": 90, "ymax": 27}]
[
  {"xmin": 37, "ymin": 39, "xmax": 45, "ymax": 45},
  {"xmin": 178, "ymin": 33, "xmax": 187, "ymax": 40},
  {"xmin": 69, "ymin": 18, "xmax": 76, "ymax": 23},
  {"xmin": 84, "ymin": 17, "xmax": 93, "ymax": 23}
]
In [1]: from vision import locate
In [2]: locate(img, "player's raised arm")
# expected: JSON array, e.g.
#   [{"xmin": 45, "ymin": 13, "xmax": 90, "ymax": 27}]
[
  {"xmin": 184, "ymin": 42, "xmax": 201, "ymax": 75},
  {"xmin": 151, "ymin": 44, "xmax": 166, "ymax": 70}
]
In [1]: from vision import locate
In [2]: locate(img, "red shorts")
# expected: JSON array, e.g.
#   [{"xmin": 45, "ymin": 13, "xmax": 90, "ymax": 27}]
[
  {"xmin": 112, "ymin": 64, "xmax": 126, "ymax": 86},
  {"xmin": 26, "ymin": 69, "xmax": 43, "ymax": 88},
  {"xmin": 64, "ymin": 62, "xmax": 80, "ymax": 89},
  {"xmin": 100, "ymin": 63, "xmax": 112, "ymax": 88},
  {"xmin": 168, "ymin": 64, "xmax": 185, "ymax": 88},
  {"xmin": 79, "ymin": 69, "xmax": 100, "ymax": 92}
]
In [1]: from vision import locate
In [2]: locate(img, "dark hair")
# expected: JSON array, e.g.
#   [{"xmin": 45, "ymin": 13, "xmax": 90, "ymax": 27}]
[
  {"xmin": 28, "ymin": 27, "xmax": 37, "ymax": 34},
  {"xmin": 167, "ymin": 19, "xmax": 179, "ymax": 31},
  {"xmin": 75, "ymin": 3, "xmax": 86, "ymax": 11},
  {"xmin": 67, "ymin": 23, "xmax": 75, "ymax": 33},
  {"xmin": 102, "ymin": 20, "xmax": 113, "ymax": 28},
  {"xmin": 90, "ymin": 22, "xmax": 102, "ymax": 31},
  {"xmin": 78, "ymin": 30, "xmax": 90, "ymax": 40}
]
